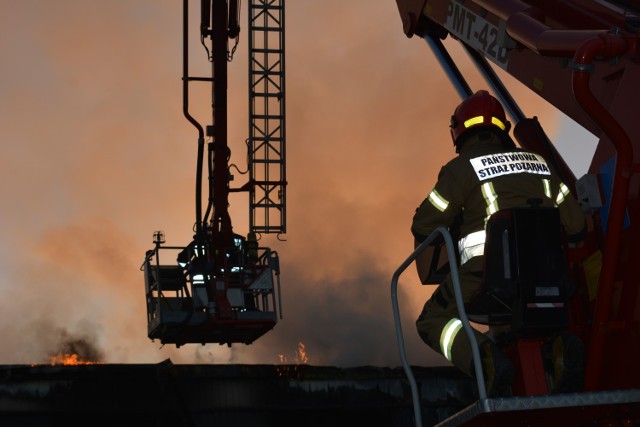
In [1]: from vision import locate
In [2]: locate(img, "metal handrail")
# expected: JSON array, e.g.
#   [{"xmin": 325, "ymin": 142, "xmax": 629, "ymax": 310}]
[{"xmin": 391, "ymin": 227, "xmax": 487, "ymax": 427}]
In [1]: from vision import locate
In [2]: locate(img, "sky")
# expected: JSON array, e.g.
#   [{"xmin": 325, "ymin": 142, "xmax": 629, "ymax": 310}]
[{"xmin": 0, "ymin": 1, "xmax": 597, "ymax": 367}]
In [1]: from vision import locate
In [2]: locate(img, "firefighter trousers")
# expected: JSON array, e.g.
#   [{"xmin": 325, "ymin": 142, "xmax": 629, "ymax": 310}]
[{"xmin": 415, "ymin": 257, "xmax": 490, "ymax": 377}]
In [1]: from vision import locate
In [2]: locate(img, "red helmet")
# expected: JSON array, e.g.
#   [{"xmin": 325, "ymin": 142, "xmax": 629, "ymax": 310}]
[{"xmin": 450, "ymin": 90, "xmax": 511, "ymax": 147}]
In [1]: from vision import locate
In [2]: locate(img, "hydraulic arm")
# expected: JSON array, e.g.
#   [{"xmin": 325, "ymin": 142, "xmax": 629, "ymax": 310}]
[{"xmin": 141, "ymin": 0, "xmax": 286, "ymax": 347}]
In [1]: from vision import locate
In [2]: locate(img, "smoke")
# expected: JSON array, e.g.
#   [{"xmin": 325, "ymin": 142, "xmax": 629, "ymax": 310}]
[
  {"xmin": 6, "ymin": 316, "xmax": 106, "ymax": 365},
  {"xmin": 256, "ymin": 261, "xmax": 440, "ymax": 367},
  {"xmin": 41, "ymin": 324, "xmax": 105, "ymax": 363}
]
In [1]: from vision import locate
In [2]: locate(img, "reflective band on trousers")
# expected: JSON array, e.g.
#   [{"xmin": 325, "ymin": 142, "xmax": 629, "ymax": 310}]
[
  {"xmin": 440, "ymin": 318, "xmax": 463, "ymax": 362},
  {"xmin": 458, "ymin": 229, "xmax": 486, "ymax": 265}
]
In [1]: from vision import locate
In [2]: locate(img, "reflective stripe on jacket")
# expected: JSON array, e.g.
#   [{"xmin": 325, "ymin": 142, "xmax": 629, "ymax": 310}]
[{"xmin": 411, "ymin": 132, "xmax": 585, "ymax": 266}]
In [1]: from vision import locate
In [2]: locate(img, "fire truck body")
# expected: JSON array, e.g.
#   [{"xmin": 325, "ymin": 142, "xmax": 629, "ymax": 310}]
[{"xmin": 393, "ymin": 0, "xmax": 640, "ymax": 425}]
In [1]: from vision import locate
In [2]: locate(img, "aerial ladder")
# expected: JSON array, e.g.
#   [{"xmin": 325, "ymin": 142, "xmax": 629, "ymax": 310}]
[
  {"xmin": 392, "ymin": 0, "xmax": 640, "ymax": 425},
  {"xmin": 141, "ymin": 0, "xmax": 286, "ymax": 347}
]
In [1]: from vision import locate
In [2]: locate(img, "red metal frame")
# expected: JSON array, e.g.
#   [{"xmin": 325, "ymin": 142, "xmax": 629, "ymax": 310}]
[
  {"xmin": 505, "ymin": 339, "xmax": 549, "ymax": 396},
  {"xmin": 571, "ymin": 34, "xmax": 634, "ymax": 391}
]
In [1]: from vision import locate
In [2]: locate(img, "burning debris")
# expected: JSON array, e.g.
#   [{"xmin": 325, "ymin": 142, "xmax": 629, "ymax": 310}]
[
  {"xmin": 39, "ymin": 325, "xmax": 105, "ymax": 366},
  {"xmin": 276, "ymin": 341, "xmax": 309, "ymax": 378},
  {"xmin": 277, "ymin": 341, "xmax": 309, "ymax": 365},
  {"xmin": 48, "ymin": 353, "xmax": 100, "ymax": 366},
  {"xmin": 296, "ymin": 342, "xmax": 308, "ymax": 364}
]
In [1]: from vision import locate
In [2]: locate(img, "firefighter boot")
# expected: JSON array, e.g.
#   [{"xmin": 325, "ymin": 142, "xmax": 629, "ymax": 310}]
[
  {"xmin": 480, "ymin": 341, "xmax": 515, "ymax": 397},
  {"xmin": 545, "ymin": 333, "xmax": 585, "ymax": 393}
]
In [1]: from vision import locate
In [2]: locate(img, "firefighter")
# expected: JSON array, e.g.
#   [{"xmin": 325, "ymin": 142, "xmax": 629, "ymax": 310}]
[{"xmin": 411, "ymin": 90, "xmax": 586, "ymax": 396}]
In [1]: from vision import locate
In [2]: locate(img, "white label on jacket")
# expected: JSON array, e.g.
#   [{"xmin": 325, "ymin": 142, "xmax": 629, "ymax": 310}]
[{"xmin": 470, "ymin": 152, "xmax": 551, "ymax": 181}]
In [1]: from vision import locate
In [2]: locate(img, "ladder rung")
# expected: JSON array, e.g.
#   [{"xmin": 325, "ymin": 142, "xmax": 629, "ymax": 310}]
[
  {"xmin": 252, "ymin": 206, "xmax": 285, "ymax": 210},
  {"xmin": 250, "ymin": 4, "xmax": 283, "ymax": 11},
  {"xmin": 250, "ymin": 26, "xmax": 283, "ymax": 32},
  {"xmin": 251, "ymin": 137, "xmax": 283, "ymax": 141},
  {"xmin": 251, "ymin": 158, "xmax": 284, "ymax": 163},
  {"xmin": 250, "ymin": 90, "xmax": 284, "ymax": 96},
  {"xmin": 252, "ymin": 114, "xmax": 284, "ymax": 120},
  {"xmin": 250, "ymin": 70, "xmax": 283, "ymax": 75},
  {"xmin": 253, "ymin": 180, "xmax": 287, "ymax": 186},
  {"xmin": 251, "ymin": 48, "xmax": 283, "ymax": 54}
]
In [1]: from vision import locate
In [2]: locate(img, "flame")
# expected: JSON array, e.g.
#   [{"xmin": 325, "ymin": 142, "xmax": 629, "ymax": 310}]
[
  {"xmin": 295, "ymin": 342, "xmax": 308, "ymax": 364},
  {"xmin": 48, "ymin": 353, "xmax": 99, "ymax": 365},
  {"xmin": 276, "ymin": 341, "xmax": 309, "ymax": 378}
]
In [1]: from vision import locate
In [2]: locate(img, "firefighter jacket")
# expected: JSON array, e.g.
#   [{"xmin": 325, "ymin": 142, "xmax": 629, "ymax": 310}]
[{"xmin": 412, "ymin": 131, "xmax": 586, "ymax": 267}]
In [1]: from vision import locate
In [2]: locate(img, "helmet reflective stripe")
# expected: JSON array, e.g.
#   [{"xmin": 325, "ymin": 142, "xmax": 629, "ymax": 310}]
[
  {"xmin": 463, "ymin": 116, "xmax": 507, "ymax": 131},
  {"xmin": 458, "ymin": 229, "xmax": 486, "ymax": 265},
  {"xmin": 440, "ymin": 318, "xmax": 463, "ymax": 362},
  {"xmin": 556, "ymin": 183, "xmax": 570, "ymax": 205},
  {"xmin": 464, "ymin": 116, "xmax": 485, "ymax": 128},
  {"xmin": 428, "ymin": 189, "xmax": 449, "ymax": 212},
  {"xmin": 542, "ymin": 179, "xmax": 552, "ymax": 200},
  {"xmin": 481, "ymin": 182, "xmax": 499, "ymax": 226},
  {"xmin": 491, "ymin": 117, "xmax": 506, "ymax": 130}
]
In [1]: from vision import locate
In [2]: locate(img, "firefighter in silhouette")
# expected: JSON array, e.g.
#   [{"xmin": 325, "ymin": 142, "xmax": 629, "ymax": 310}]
[{"xmin": 411, "ymin": 90, "xmax": 586, "ymax": 396}]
